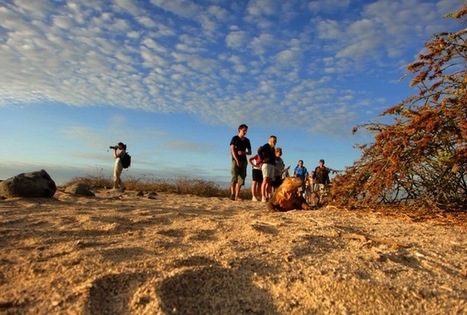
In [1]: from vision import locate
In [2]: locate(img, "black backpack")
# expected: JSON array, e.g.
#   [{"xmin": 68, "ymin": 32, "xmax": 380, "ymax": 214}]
[{"xmin": 121, "ymin": 152, "xmax": 131, "ymax": 169}]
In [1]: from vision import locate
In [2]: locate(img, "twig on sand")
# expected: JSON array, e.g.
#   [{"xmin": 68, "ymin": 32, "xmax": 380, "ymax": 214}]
[{"xmin": 340, "ymin": 233, "xmax": 409, "ymax": 249}]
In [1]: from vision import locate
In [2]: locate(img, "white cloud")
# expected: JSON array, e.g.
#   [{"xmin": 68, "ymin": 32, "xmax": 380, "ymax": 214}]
[
  {"xmin": 113, "ymin": 0, "xmax": 142, "ymax": 16},
  {"xmin": 0, "ymin": 0, "xmax": 459, "ymax": 138},
  {"xmin": 247, "ymin": 0, "xmax": 279, "ymax": 17},
  {"xmin": 249, "ymin": 33, "xmax": 277, "ymax": 56},
  {"xmin": 225, "ymin": 30, "xmax": 248, "ymax": 48},
  {"xmin": 308, "ymin": 0, "xmax": 351, "ymax": 13},
  {"xmin": 150, "ymin": 0, "xmax": 203, "ymax": 19},
  {"xmin": 276, "ymin": 48, "xmax": 298, "ymax": 64}
]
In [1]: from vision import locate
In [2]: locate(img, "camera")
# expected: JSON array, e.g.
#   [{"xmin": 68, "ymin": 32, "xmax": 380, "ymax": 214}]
[{"xmin": 109, "ymin": 145, "xmax": 118, "ymax": 150}]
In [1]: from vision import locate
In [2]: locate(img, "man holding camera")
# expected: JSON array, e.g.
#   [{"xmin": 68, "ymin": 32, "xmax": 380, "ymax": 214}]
[{"xmin": 111, "ymin": 142, "xmax": 126, "ymax": 191}]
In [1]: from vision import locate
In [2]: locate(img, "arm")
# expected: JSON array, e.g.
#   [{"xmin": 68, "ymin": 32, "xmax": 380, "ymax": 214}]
[
  {"xmin": 293, "ymin": 166, "xmax": 297, "ymax": 177},
  {"xmin": 325, "ymin": 168, "xmax": 331, "ymax": 185},
  {"xmin": 114, "ymin": 149, "xmax": 124, "ymax": 159},
  {"xmin": 249, "ymin": 155, "xmax": 257, "ymax": 166},
  {"xmin": 258, "ymin": 145, "xmax": 265, "ymax": 162},
  {"xmin": 230, "ymin": 144, "xmax": 239, "ymax": 166},
  {"xmin": 245, "ymin": 143, "xmax": 252, "ymax": 156}
]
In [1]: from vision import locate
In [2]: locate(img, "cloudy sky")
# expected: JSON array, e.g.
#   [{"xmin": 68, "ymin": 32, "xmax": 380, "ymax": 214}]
[{"xmin": 0, "ymin": 0, "xmax": 461, "ymax": 186}]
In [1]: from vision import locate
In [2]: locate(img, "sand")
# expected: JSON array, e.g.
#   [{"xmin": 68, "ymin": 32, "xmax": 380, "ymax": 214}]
[{"xmin": 0, "ymin": 188, "xmax": 465, "ymax": 314}]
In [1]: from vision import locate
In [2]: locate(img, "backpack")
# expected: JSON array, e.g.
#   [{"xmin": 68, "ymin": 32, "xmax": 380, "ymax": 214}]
[{"xmin": 121, "ymin": 152, "xmax": 131, "ymax": 169}]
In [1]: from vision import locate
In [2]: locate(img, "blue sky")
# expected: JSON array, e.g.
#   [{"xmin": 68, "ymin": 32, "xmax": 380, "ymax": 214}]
[{"xmin": 0, "ymin": 0, "xmax": 461, "ymax": 186}]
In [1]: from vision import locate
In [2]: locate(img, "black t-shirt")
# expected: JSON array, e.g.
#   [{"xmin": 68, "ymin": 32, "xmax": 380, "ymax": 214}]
[
  {"xmin": 314, "ymin": 166, "xmax": 330, "ymax": 184},
  {"xmin": 230, "ymin": 135, "xmax": 251, "ymax": 162},
  {"xmin": 259, "ymin": 143, "xmax": 276, "ymax": 165}
]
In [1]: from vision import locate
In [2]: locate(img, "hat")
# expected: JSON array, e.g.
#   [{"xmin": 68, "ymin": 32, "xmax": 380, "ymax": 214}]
[{"xmin": 319, "ymin": 159, "xmax": 325, "ymax": 163}]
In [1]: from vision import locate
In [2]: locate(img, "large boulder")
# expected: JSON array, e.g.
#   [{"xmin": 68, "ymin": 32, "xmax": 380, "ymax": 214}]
[{"xmin": 0, "ymin": 170, "xmax": 57, "ymax": 199}]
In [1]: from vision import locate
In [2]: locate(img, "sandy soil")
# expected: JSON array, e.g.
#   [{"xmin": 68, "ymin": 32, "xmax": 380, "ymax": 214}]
[{"xmin": 0, "ymin": 188, "xmax": 465, "ymax": 314}]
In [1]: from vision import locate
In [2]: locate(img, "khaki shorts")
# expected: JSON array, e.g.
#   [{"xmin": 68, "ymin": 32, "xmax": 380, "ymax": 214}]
[
  {"xmin": 261, "ymin": 163, "xmax": 274, "ymax": 179},
  {"xmin": 313, "ymin": 183, "xmax": 328, "ymax": 194}
]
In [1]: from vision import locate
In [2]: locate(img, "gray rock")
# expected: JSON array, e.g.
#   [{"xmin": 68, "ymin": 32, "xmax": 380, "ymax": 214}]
[
  {"xmin": 65, "ymin": 183, "xmax": 95, "ymax": 197},
  {"xmin": 0, "ymin": 169, "xmax": 56, "ymax": 199},
  {"xmin": 147, "ymin": 192, "xmax": 158, "ymax": 199}
]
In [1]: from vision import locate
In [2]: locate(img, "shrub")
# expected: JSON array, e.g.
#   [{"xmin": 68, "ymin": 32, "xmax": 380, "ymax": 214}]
[
  {"xmin": 332, "ymin": 6, "xmax": 467, "ymax": 211},
  {"xmin": 64, "ymin": 174, "xmax": 239, "ymax": 198}
]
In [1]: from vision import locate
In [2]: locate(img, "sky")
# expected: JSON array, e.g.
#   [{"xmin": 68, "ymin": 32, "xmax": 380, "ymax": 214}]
[{"xmin": 0, "ymin": 0, "xmax": 462, "ymax": 187}]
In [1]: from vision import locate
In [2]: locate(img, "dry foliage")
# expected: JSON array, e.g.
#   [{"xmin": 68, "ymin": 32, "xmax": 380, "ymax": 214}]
[
  {"xmin": 65, "ymin": 174, "xmax": 230, "ymax": 198},
  {"xmin": 332, "ymin": 7, "xmax": 467, "ymax": 211}
]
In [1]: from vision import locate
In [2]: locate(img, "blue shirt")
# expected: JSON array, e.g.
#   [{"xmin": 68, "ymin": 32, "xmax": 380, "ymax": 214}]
[{"xmin": 294, "ymin": 166, "xmax": 308, "ymax": 181}]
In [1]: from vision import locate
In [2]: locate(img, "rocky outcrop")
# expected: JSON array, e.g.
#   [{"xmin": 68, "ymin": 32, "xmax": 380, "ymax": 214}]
[
  {"xmin": 65, "ymin": 183, "xmax": 95, "ymax": 197},
  {"xmin": 0, "ymin": 170, "xmax": 57, "ymax": 199}
]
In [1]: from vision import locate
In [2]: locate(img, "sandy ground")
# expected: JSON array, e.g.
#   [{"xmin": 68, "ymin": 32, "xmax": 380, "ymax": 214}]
[{"xmin": 0, "ymin": 188, "xmax": 466, "ymax": 315}]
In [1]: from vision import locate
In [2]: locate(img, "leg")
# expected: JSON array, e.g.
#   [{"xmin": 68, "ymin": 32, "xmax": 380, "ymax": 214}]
[
  {"xmin": 251, "ymin": 180, "xmax": 257, "ymax": 199},
  {"xmin": 262, "ymin": 176, "xmax": 273, "ymax": 201},
  {"xmin": 230, "ymin": 183, "xmax": 236, "ymax": 199},
  {"xmin": 230, "ymin": 160, "xmax": 238, "ymax": 200},
  {"xmin": 235, "ymin": 161, "xmax": 247, "ymax": 200},
  {"xmin": 261, "ymin": 177, "xmax": 269, "ymax": 202},
  {"xmin": 113, "ymin": 163, "xmax": 124, "ymax": 189}
]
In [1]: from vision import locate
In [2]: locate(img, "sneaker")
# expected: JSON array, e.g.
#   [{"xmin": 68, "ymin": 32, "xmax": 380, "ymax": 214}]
[
  {"xmin": 230, "ymin": 194, "xmax": 235, "ymax": 200},
  {"xmin": 235, "ymin": 196, "xmax": 241, "ymax": 201},
  {"xmin": 261, "ymin": 197, "xmax": 267, "ymax": 203},
  {"xmin": 252, "ymin": 196, "xmax": 259, "ymax": 202}
]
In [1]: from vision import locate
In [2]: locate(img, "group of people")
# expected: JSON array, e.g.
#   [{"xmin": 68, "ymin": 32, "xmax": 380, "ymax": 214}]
[
  {"xmin": 229, "ymin": 124, "xmax": 332, "ymax": 205},
  {"xmin": 293, "ymin": 158, "xmax": 332, "ymax": 206},
  {"xmin": 112, "ymin": 124, "xmax": 332, "ymax": 202}
]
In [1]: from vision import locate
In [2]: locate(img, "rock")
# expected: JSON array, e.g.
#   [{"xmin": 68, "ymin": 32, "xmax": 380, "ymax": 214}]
[
  {"xmin": 0, "ymin": 170, "xmax": 56, "ymax": 199},
  {"xmin": 147, "ymin": 192, "xmax": 157, "ymax": 199},
  {"xmin": 65, "ymin": 183, "xmax": 95, "ymax": 197}
]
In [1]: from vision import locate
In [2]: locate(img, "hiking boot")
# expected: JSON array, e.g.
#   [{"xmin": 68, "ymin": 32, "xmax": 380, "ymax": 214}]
[{"xmin": 230, "ymin": 194, "xmax": 235, "ymax": 200}]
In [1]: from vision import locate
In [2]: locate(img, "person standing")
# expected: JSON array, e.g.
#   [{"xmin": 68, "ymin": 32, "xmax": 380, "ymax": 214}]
[
  {"xmin": 249, "ymin": 147, "xmax": 263, "ymax": 201},
  {"xmin": 113, "ymin": 142, "xmax": 127, "ymax": 191},
  {"xmin": 230, "ymin": 124, "xmax": 252, "ymax": 200},
  {"xmin": 272, "ymin": 147, "xmax": 285, "ymax": 189},
  {"xmin": 258, "ymin": 135, "xmax": 277, "ymax": 202},
  {"xmin": 313, "ymin": 159, "xmax": 331, "ymax": 204},
  {"xmin": 293, "ymin": 159, "xmax": 308, "ymax": 197},
  {"xmin": 293, "ymin": 160, "xmax": 309, "ymax": 181}
]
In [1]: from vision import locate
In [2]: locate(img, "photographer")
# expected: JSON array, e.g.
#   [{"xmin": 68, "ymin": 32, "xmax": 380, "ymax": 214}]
[{"xmin": 111, "ymin": 142, "xmax": 126, "ymax": 191}]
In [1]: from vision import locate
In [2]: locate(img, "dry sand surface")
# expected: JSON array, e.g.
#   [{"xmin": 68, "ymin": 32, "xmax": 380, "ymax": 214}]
[{"xmin": 0, "ymin": 188, "xmax": 466, "ymax": 314}]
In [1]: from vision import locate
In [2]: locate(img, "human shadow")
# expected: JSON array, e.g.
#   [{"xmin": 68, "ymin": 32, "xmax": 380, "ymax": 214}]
[{"xmin": 157, "ymin": 256, "xmax": 279, "ymax": 314}]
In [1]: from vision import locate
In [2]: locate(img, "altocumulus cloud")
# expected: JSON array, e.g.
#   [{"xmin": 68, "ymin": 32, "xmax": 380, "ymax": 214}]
[{"xmin": 0, "ymin": 0, "xmax": 460, "ymax": 136}]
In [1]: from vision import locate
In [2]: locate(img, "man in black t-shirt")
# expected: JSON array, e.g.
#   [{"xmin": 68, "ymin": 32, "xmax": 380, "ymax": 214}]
[
  {"xmin": 229, "ymin": 124, "xmax": 252, "ymax": 200},
  {"xmin": 258, "ymin": 135, "xmax": 277, "ymax": 202}
]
